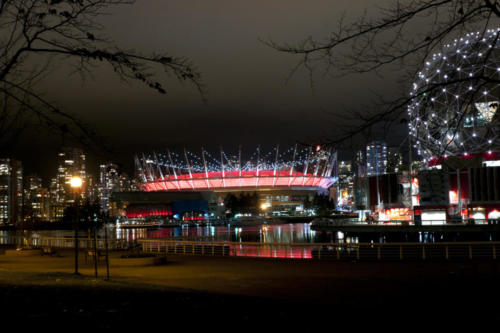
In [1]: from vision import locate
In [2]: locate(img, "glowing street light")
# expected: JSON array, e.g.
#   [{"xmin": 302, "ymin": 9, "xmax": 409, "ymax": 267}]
[
  {"xmin": 71, "ymin": 175, "xmax": 82, "ymax": 275},
  {"xmin": 70, "ymin": 176, "xmax": 82, "ymax": 188}
]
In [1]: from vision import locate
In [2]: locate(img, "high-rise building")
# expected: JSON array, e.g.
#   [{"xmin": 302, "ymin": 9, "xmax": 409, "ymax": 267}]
[
  {"xmin": 99, "ymin": 163, "xmax": 119, "ymax": 212},
  {"xmin": 98, "ymin": 163, "xmax": 135, "ymax": 212},
  {"xmin": 50, "ymin": 147, "xmax": 86, "ymax": 219},
  {"xmin": 354, "ymin": 149, "xmax": 366, "ymax": 178},
  {"xmin": 366, "ymin": 141, "xmax": 387, "ymax": 176},
  {"xmin": 85, "ymin": 175, "xmax": 99, "ymax": 203},
  {"xmin": 0, "ymin": 158, "xmax": 23, "ymax": 225},
  {"xmin": 387, "ymin": 147, "xmax": 403, "ymax": 173},
  {"xmin": 24, "ymin": 175, "xmax": 50, "ymax": 222},
  {"xmin": 337, "ymin": 160, "xmax": 354, "ymax": 210}
]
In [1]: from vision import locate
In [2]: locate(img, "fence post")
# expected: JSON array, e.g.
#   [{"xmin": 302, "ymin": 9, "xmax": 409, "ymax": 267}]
[
  {"xmin": 422, "ymin": 245, "xmax": 426, "ymax": 260},
  {"xmin": 356, "ymin": 247, "xmax": 360, "ymax": 261},
  {"xmin": 445, "ymin": 245, "xmax": 449, "ymax": 260},
  {"xmin": 318, "ymin": 246, "xmax": 321, "ymax": 260},
  {"xmin": 469, "ymin": 245, "xmax": 472, "ymax": 260},
  {"xmin": 493, "ymin": 245, "xmax": 496, "ymax": 260},
  {"xmin": 336, "ymin": 247, "xmax": 340, "ymax": 260},
  {"xmin": 400, "ymin": 245, "xmax": 403, "ymax": 260},
  {"xmin": 377, "ymin": 246, "xmax": 381, "ymax": 260}
]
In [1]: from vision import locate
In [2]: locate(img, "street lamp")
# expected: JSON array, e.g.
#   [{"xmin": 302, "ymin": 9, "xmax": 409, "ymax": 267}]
[
  {"xmin": 70, "ymin": 176, "xmax": 83, "ymax": 188},
  {"xmin": 71, "ymin": 176, "xmax": 82, "ymax": 275}
]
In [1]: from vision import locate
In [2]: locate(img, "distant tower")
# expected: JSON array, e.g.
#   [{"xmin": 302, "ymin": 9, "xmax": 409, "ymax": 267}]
[
  {"xmin": 387, "ymin": 147, "xmax": 403, "ymax": 173},
  {"xmin": 366, "ymin": 141, "xmax": 387, "ymax": 176},
  {"xmin": 51, "ymin": 147, "xmax": 86, "ymax": 219},
  {"xmin": 354, "ymin": 150, "xmax": 366, "ymax": 178},
  {"xmin": 24, "ymin": 175, "xmax": 49, "ymax": 222},
  {"xmin": 337, "ymin": 161, "xmax": 354, "ymax": 210},
  {"xmin": 99, "ymin": 163, "xmax": 122, "ymax": 212},
  {"xmin": 0, "ymin": 158, "xmax": 23, "ymax": 225}
]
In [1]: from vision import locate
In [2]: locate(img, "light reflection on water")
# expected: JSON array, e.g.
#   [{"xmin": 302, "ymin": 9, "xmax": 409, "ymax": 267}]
[
  {"xmin": 0, "ymin": 224, "xmax": 360, "ymax": 245},
  {"xmin": 128, "ymin": 223, "xmax": 358, "ymax": 244}
]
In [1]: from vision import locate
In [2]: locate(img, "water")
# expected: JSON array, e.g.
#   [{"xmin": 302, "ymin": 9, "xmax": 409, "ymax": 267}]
[
  {"xmin": 0, "ymin": 223, "xmax": 355, "ymax": 244},
  {"xmin": 120, "ymin": 223, "xmax": 356, "ymax": 243},
  {"xmin": 1, "ymin": 222, "xmax": 497, "ymax": 246}
]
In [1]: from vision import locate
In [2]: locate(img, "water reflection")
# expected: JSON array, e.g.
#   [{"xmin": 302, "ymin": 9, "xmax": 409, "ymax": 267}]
[
  {"xmin": 0, "ymin": 223, "xmax": 361, "ymax": 245},
  {"xmin": 3, "ymin": 223, "xmax": 492, "ymax": 246}
]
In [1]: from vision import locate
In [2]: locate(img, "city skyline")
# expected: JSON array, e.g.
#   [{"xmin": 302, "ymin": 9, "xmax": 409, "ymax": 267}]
[{"xmin": 1, "ymin": 2, "xmax": 500, "ymax": 330}]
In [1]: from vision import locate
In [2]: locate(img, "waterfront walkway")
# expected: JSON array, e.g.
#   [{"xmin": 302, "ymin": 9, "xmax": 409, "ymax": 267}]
[
  {"xmin": 0, "ymin": 248, "xmax": 499, "ymax": 330},
  {"xmin": 0, "ymin": 248, "xmax": 497, "ymax": 301}
]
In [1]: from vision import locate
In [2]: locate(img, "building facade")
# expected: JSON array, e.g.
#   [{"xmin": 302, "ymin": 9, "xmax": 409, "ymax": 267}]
[
  {"xmin": 0, "ymin": 158, "xmax": 23, "ymax": 225},
  {"xmin": 366, "ymin": 140, "xmax": 387, "ymax": 176},
  {"xmin": 24, "ymin": 175, "xmax": 50, "ymax": 222},
  {"xmin": 50, "ymin": 147, "xmax": 86, "ymax": 219},
  {"xmin": 99, "ymin": 163, "xmax": 135, "ymax": 213},
  {"xmin": 337, "ymin": 160, "xmax": 354, "ymax": 211}
]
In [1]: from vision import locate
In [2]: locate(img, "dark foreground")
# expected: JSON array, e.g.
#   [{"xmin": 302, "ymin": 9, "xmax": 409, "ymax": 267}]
[{"xmin": 1, "ymin": 249, "xmax": 499, "ymax": 331}]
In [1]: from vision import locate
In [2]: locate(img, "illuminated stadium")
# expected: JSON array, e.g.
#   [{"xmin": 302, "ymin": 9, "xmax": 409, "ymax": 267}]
[
  {"xmin": 408, "ymin": 28, "xmax": 500, "ymax": 163},
  {"xmin": 136, "ymin": 145, "xmax": 337, "ymax": 192}
]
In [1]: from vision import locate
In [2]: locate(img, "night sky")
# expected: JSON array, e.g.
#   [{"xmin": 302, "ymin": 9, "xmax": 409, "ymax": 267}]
[{"xmin": 10, "ymin": 0, "xmax": 407, "ymax": 182}]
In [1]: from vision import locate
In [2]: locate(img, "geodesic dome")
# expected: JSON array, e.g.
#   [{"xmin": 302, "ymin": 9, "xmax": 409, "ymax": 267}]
[{"xmin": 408, "ymin": 28, "xmax": 500, "ymax": 162}]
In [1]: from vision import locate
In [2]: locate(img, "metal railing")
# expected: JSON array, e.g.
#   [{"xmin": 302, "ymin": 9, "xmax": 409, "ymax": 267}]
[
  {"xmin": 138, "ymin": 239, "xmax": 500, "ymax": 261},
  {"xmin": 2, "ymin": 235, "xmax": 499, "ymax": 262},
  {"xmin": 312, "ymin": 219, "xmax": 500, "ymax": 227},
  {"xmin": 0, "ymin": 236, "xmax": 131, "ymax": 250}
]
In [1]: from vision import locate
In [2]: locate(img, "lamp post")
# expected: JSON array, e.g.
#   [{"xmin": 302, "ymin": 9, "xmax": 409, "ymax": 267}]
[{"xmin": 70, "ymin": 176, "xmax": 82, "ymax": 275}]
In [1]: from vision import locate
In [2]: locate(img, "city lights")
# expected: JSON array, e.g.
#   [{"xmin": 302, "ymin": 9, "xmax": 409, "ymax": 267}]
[
  {"xmin": 70, "ymin": 176, "xmax": 82, "ymax": 188},
  {"xmin": 408, "ymin": 29, "xmax": 500, "ymax": 160},
  {"xmin": 137, "ymin": 146, "xmax": 338, "ymax": 192}
]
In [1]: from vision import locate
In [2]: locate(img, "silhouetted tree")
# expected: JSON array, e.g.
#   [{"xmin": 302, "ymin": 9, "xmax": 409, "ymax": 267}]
[
  {"xmin": 303, "ymin": 196, "xmax": 312, "ymax": 210},
  {"xmin": 312, "ymin": 193, "xmax": 335, "ymax": 216},
  {"xmin": 224, "ymin": 194, "xmax": 239, "ymax": 217},
  {"xmin": 268, "ymin": 1, "xmax": 500, "ymax": 151},
  {"xmin": 224, "ymin": 192, "xmax": 260, "ymax": 217},
  {"xmin": 63, "ymin": 198, "xmax": 103, "ymax": 223},
  {"xmin": 0, "ymin": 0, "xmax": 203, "ymax": 149}
]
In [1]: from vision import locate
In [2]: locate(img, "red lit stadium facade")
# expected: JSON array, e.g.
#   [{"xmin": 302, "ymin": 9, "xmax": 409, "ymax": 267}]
[
  {"xmin": 141, "ymin": 170, "xmax": 334, "ymax": 191},
  {"xmin": 137, "ymin": 146, "xmax": 337, "ymax": 193},
  {"xmin": 124, "ymin": 146, "xmax": 338, "ymax": 219}
]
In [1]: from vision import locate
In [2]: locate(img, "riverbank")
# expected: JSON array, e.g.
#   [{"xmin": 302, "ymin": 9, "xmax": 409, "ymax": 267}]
[{"xmin": 0, "ymin": 248, "xmax": 499, "ymax": 330}]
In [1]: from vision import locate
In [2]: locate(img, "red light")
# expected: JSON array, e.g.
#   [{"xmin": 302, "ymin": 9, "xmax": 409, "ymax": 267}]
[
  {"xmin": 143, "ymin": 170, "xmax": 334, "ymax": 192},
  {"xmin": 316, "ymin": 145, "xmax": 321, "ymax": 152}
]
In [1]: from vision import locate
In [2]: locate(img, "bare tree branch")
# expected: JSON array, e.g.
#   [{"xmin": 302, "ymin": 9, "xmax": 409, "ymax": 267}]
[
  {"xmin": 0, "ymin": 0, "xmax": 204, "ymax": 150},
  {"xmin": 267, "ymin": 0, "xmax": 500, "ymax": 154}
]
